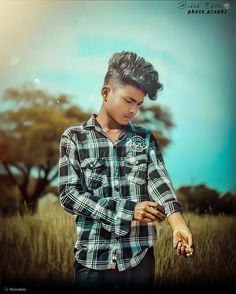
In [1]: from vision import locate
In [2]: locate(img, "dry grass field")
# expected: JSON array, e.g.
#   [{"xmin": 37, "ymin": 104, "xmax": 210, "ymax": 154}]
[{"xmin": 0, "ymin": 202, "xmax": 235, "ymax": 292}]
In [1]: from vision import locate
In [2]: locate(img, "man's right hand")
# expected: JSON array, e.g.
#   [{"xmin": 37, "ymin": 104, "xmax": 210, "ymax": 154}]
[{"xmin": 133, "ymin": 201, "xmax": 166, "ymax": 223}]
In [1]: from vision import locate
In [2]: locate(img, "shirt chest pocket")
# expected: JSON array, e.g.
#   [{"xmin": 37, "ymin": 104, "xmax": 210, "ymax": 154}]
[
  {"xmin": 80, "ymin": 158, "xmax": 108, "ymax": 190},
  {"xmin": 122, "ymin": 156, "xmax": 148, "ymax": 185}
]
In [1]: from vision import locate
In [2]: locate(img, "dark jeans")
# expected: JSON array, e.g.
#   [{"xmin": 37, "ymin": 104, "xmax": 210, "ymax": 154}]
[{"xmin": 74, "ymin": 247, "xmax": 155, "ymax": 290}]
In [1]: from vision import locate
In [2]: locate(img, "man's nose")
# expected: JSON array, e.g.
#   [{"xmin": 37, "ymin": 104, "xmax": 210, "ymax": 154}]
[{"xmin": 129, "ymin": 105, "xmax": 139, "ymax": 115}]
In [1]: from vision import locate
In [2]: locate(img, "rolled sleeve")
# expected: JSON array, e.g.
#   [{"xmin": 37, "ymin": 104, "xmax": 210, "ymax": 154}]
[{"xmin": 147, "ymin": 133, "xmax": 183, "ymax": 217}]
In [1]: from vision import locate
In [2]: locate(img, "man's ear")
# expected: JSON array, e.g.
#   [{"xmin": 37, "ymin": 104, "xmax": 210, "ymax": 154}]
[{"xmin": 101, "ymin": 86, "xmax": 110, "ymax": 100}]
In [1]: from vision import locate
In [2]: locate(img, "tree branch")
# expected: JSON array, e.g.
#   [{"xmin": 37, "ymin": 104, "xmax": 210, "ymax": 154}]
[
  {"xmin": 49, "ymin": 170, "xmax": 58, "ymax": 182},
  {"xmin": 14, "ymin": 162, "xmax": 27, "ymax": 176},
  {"xmin": 3, "ymin": 164, "xmax": 19, "ymax": 186}
]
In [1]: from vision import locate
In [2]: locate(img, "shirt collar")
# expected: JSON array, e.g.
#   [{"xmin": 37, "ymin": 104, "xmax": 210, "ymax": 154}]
[{"xmin": 83, "ymin": 114, "xmax": 132, "ymax": 133}]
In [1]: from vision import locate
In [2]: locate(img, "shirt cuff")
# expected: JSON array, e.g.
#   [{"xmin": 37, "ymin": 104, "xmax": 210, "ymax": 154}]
[
  {"xmin": 164, "ymin": 200, "xmax": 183, "ymax": 217},
  {"xmin": 115, "ymin": 199, "xmax": 137, "ymax": 236}
]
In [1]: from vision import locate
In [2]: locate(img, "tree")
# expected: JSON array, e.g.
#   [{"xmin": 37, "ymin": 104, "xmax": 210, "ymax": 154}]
[
  {"xmin": 0, "ymin": 83, "xmax": 90, "ymax": 214},
  {"xmin": 0, "ymin": 83, "xmax": 175, "ymax": 214},
  {"xmin": 217, "ymin": 191, "xmax": 236, "ymax": 215},
  {"xmin": 134, "ymin": 104, "xmax": 175, "ymax": 150},
  {"xmin": 177, "ymin": 184, "xmax": 220, "ymax": 214}
]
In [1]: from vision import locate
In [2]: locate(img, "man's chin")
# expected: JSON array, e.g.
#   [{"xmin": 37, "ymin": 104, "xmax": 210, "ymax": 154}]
[{"xmin": 113, "ymin": 117, "xmax": 129, "ymax": 126}]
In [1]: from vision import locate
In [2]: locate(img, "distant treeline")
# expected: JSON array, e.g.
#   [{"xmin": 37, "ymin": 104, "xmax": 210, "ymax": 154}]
[
  {"xmin": 0, "ymin": 177, "xmax": 235, "ymax": 216},
  {"xmin": 177, "ymin": 184, "xmax": 236, "ymax": 215}
]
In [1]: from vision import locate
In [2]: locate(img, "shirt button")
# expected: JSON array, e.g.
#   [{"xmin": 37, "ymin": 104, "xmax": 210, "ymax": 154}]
[
  {"xmin": 115, "ymin": 186, "xmax": 119, "ymax": 192},
  {"xmin": 112, "ymin": 259, "xmax": 116, "ymax": 263}
]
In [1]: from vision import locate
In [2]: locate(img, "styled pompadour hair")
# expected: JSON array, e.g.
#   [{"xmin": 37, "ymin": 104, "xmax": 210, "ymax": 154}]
[{"xmin": 103, "ymin": 51, "xmax": 163, "ymax": 100}]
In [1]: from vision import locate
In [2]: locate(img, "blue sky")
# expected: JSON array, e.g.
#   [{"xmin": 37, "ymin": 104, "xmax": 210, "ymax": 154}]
[{"xmin": 0, "ymin": 0, "xmax": 235, "ymax": 194}]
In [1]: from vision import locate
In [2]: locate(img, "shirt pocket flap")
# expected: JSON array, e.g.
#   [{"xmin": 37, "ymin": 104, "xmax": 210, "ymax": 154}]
[
  {"xmin": 124, "ymin": 156, "xmax": 148, "ymax": 167},
  {"xmin": 81, "ymin": 158, "xmax": 106, "ymax": 169}
]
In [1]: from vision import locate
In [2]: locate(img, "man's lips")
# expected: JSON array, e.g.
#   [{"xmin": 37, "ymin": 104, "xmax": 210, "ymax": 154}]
[{"xmin": 123, "ymin": 114, "xmax": 133, "ymax": 120}]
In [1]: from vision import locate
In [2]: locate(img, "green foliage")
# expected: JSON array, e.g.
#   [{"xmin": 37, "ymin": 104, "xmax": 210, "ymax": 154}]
[
  {"xmin": 217, "ymin": 192, "xmax": 236, "ymax": 214},
  {"xmin": 177, "ymin": 184, "xmax": 236, "ymax": 215},
  {"xmin": 0, "ymin": 84, "xmax": 91, "ymax": 213},
  {"xmin": 134, "ymin": 104, "xmax": 175, "ymax": 149}
]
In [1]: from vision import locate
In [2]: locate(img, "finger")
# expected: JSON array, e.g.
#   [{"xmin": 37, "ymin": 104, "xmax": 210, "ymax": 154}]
[
  {"xmin": 155, "ymin": 202, "xmax": 165, "ymax": 213},
  {"xmin": 173, "ymin": 238, "xmax": 181, "ymax": 249},
  {"xmin": 146, "ymin": 201, "xmax": 164, "ymax": 212},
  {"xmin": 188, "ymin": 248, "xmax": 194, "ymax": 256},
  {"xmin": 155, "ymin": 210, "xmax": 166, "ymax": 221},
  {"xmin": 184, "ymin": 244, "xmax": 194, "ymax": 257},
  {"xmin": 146, "ymin": 201, "xmax": 160, "ymax": 208},
  {"xmin": 177, "ymin": 241, "xmax": 182, "ymax": 255},
  {"xmin": 147, "ymin": 207, "xmax": 166, "ymax": 220},
  {"xmin": 186, "ymin": 250, "xmax": 194, "ymax": 257},
  {"xmin": 146, "ymin": 201, "xmax": 165, "ymax": 213},
  {"xmin": 184, "ymin": 243, "xmax": 194, "ymax": 252},
  {"xmin": 177, "ymin": 244, "xmax": 182, "ymax": 256},
  {"xmin": 180, "ymin": 245, "xmax": 186, "ymax": 255},
  {"xmin": 184, "ymin": 240, "xmax": 194, "ymax": 254},
  {"xmin": 173, "ymin": 238, "xmax": 180, "ymax": 249},
  {"xmin": 185, "ymin": 247, "xmax": 192, "ymax": 253},
  {"xmin": 136, "ymin": 208, "xmax": 155, "ymax": 219},
  {"xmin": 143, "ymin": 218, "xmax": 153, "ymax": 223},
  {"xmin": 187, "ymin": 235, "xmax": 194, "ymax": 249},
  {"xmin": 143, "ymin": 211, "xmax": 156, "ymax": 221}
]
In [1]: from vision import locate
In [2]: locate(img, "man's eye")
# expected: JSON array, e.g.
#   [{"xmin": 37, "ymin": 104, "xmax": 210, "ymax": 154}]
[{"xmin": 124, "ymin": 99, "xmax": 132, "ymax": 104}]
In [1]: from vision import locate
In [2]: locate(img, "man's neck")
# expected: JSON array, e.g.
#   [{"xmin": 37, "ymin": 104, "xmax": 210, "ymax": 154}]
[{"xmin": 96, "ymin": 109, "xmax": 121, "ymax": 132}]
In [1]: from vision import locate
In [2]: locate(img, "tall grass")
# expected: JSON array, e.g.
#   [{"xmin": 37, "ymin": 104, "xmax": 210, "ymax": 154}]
[
  {"xmin": 0, "ymin": 204, "xmax": 76, "ymax": 287},
  {"xmin": 155, "ymin": 213, "xmax": 236, "ymax": 287},
  {"xmin": 0, "ymin": 203, "xmax": 235, "ymax": 289}
]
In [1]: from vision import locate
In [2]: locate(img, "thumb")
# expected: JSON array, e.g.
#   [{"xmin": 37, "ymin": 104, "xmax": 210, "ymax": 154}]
[{"xmin": 173, "ymin": 237, "xmax": 181, "ymax": 249}]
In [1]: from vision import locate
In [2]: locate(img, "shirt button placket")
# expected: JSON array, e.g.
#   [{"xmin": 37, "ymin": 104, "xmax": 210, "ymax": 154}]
[
  {"xmin": 111, "ymin": 249, "xmax": 117, "ymax": 269},
  {"xmin": 114, "ymin": 179, "xmax": 119, "ymax": 193}
]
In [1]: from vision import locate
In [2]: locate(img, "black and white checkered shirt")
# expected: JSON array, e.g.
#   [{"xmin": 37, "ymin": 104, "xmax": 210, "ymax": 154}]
[{"xmin": 58, "ymin": 114, "xmax": 182, "ymax": 271}]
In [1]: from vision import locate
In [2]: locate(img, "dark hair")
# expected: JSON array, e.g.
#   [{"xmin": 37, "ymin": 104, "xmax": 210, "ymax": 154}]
[{"xmin": 103, "ymin": 51, "xmax": 163, "ymax": 100}]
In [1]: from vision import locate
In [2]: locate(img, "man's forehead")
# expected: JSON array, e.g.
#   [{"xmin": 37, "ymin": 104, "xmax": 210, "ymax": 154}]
[{"xmin": 114, "ymin": 84, "xmax": 145, "ymax": 100}]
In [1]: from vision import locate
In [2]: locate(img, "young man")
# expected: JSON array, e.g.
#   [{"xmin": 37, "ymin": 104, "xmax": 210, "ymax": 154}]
[{"xmin": 58, "ymin": 51, "xmax": 194, "ymax": 290}]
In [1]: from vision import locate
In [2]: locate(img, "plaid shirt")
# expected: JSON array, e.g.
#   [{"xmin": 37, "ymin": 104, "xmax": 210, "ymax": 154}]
[{"xmin": 58, "ymin": 114, "xmax": 182, "ymax": 271}]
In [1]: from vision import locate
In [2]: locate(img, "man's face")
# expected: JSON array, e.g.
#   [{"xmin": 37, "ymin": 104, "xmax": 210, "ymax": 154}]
[{"xmin": 104, "ymin": 83, "xmax": 145, "ymax": 125}]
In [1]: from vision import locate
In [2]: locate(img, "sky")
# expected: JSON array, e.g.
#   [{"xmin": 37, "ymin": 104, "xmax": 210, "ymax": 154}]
[{"xmin": 0, "ymin": 0, "xmax": 235, "ymax": 194}]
